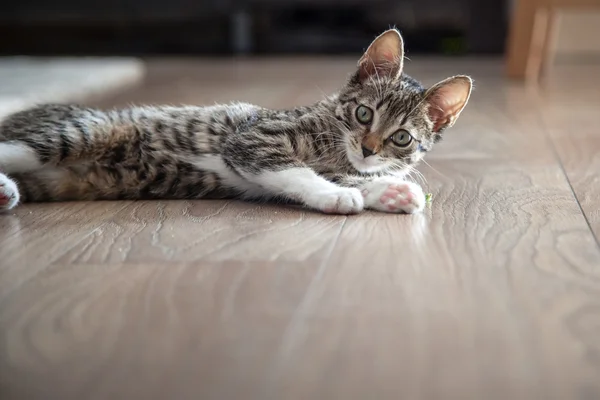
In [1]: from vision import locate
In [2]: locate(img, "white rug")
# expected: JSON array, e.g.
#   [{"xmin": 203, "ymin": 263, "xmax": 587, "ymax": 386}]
[{"xmin": 0, "ymin": 57, "xmax": 145, "ymax": 119}]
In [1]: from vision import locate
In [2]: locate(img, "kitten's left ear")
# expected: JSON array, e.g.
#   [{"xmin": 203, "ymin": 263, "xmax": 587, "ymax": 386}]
[
  {"xmin": 358, "ymin": 29, "xmax": 405, "ymax": 82},
  {"xmin": 425, "ymin": 75, "xmax": 473, "ymax": 133}
]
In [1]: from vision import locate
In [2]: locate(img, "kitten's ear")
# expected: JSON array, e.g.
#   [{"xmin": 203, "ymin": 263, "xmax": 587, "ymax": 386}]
[
  {"xmin": 425, "ymin": 75, "xmax": 473, "ymax": 133},
  {"xmin": 358, "ymin": 29, "xmax": 405, "ymax": 82}
]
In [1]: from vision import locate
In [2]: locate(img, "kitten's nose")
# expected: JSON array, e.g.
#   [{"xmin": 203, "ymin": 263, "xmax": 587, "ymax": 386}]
[{"xmin": 361, "ymin": 145, "xmax": 374, "ymax": 158}]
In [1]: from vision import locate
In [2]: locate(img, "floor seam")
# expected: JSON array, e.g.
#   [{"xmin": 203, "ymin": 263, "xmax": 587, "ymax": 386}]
[
  {"xmin": 263, "ymin": 215, "xmax": 348, "ymax": 393},
  {"xmin": 535, "ymin": 108, "xmax": 600, "ymax": 250}
]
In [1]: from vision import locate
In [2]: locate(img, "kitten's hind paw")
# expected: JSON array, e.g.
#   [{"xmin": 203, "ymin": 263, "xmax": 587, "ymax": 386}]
[
  {"xmin": 309, "ymin": 187, "xmax": 364, "ymax": 215},
  {"xmin": 0, "ymin": 173, "xmax": 20, "ymax": 211},
  {"xmin": 362, "ymin": 180, "xmax": 425, "ymax": 214}
]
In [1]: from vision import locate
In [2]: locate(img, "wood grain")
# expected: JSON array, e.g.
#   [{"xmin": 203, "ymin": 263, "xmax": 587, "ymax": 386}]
[
  {"xmin": 531, "ymin": 63, "xmax": 600, "ymax": 238},
  {"xmin": 1, "ymin": 58, "xmax": 600, "ymax": 400},
  {"xmin": 550, "ymin": 130, "xmax": 600, "ymax": 238}
]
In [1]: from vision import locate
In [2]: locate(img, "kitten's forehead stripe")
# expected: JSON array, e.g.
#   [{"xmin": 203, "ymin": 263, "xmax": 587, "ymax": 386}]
[{"xmin": 340, "ymin": 95, "xmax": 359, "ymax": 105}]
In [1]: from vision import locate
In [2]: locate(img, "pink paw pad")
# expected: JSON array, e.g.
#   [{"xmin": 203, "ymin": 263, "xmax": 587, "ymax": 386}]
[
  {"xmin": 0, "ymin": 189, "xmax": 10, "ymax": 206},
  {"xmin": 0, "ymin": 180, "xmax": 18, "ymax": 209},
  {"xmin": 379, "ymin": 184, "xmax": 412, "ymax": 211}
]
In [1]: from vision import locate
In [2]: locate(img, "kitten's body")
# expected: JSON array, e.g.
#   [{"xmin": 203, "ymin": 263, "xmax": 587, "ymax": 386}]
[{"xmin": 0, "ymin": 29, "xmax": 472, "ymax": 214}]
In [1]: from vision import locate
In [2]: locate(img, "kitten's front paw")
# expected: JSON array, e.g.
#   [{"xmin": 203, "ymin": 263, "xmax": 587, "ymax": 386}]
[
  {"xmin": 0, "ymin": 173, "xmax": 20, "ymax": 211},
  {"xmin": 308, "ymin": 187, "xmax": 364, "ymax": 215},
  {"xmin": 362, "ymin": 180, "xmax": 425, "ymax": 214}
]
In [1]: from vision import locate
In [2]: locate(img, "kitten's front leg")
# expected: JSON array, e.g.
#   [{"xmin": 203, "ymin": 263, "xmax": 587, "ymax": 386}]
[
  {"xmin": 249, "ymin": 167, "xmax": 364, "ymax": 214},
  {"xmin": 222, "ymin": 134, "xmax": 363, "ymax": 214}
]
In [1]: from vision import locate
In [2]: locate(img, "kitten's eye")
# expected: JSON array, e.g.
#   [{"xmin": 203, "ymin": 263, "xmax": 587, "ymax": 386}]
[
  {"xmin": 355, "ymin": 105, "xmax": 373, "ymax": 125},
  {"xmin": 391, "ymin": 130, "xmax": 413, "ymax": 147}
]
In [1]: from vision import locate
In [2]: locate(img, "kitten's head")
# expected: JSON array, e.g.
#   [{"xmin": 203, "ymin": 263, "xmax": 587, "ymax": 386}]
[{"xmin": 336, "ymin": 29, "xmax": 472, "ymax": 174}]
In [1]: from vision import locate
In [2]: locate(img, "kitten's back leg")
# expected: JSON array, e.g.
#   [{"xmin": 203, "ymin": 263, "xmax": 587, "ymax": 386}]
[
  {"xmin": 0, "ymin": 173, "xmax": 20, "ymax": 211},
  {"xmin": 0, "ymin": 167, "xmax": 98, "ymax": 211},
  {"xmin": 0, "ymin": 103, "xmax": 140, "ymax": 174},
  {"xmin": 7, "ymin": 162, "xmax": 151, "ymax": 205}
]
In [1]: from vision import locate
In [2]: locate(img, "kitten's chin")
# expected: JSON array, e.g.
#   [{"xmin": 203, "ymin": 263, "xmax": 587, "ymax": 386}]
[{"xmin": 346, "ymin": 152, "xmax": 387, "ymax": 173}]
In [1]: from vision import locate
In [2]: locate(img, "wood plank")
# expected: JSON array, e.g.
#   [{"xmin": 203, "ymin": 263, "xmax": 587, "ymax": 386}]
[
  {"xmin": 266, "ymin": 159, "xmax": 600, "ymax": 400},
  {"xmin": 549, "ymin": 129, "xmax": 600, "ymax": 238},
  {"xmin": 0, "ymin": 261, "xmax": 324, "ymax": 400},
  {"xmin": 536, "ymin": 70, "xmax": 600, "ymax": 239},
  {"xmin": 1, "ymin": 58, "xmax": 600, "ymax": 400},
  {"xmin": 0, "ymin": 201, "xmax": 133, "ymax": 289},
  {"xmin": 47, "ymin": 199, "xmax": 347, "ymax": 265}
]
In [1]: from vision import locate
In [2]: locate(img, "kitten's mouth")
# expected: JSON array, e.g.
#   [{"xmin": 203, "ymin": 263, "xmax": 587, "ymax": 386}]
[{"xmin": 345, "ymin": 143, "xmax": 387, "ymax": 173}]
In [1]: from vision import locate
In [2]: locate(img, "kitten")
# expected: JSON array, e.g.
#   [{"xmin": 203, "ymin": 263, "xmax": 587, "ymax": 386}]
[{"xmin": 0, "ymin": 29, "xmax": 472, "ymax": 215}]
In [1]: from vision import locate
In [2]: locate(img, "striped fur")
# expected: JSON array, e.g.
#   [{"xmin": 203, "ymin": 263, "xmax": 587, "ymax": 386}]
[{"xmin": 0, "ymin": 29, "xmax": 472, "ymax": 214}]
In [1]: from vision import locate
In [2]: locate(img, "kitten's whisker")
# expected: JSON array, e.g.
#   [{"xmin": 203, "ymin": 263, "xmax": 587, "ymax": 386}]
[
  {"xmin": 406, "ymin": 172, "xmax": 420, "ymax": 185},
  {"xmin": 409, "ymin": 167, "xmax": 428, "ymax": 186},
  {"xmin": 315, "ymin": 85, "xmax": 330, "ymax": 101},
  {"xmin": 421, "ymin": 159, "xmax": 446, "ymax": 179}
]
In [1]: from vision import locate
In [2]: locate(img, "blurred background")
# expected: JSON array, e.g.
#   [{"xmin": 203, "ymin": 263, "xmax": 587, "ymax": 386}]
[
  {"xmin": 1, "ymin": 0, "xmax": 599, "ymax": 114},
  {"xmin": 1, "ymin": 0, "xmax": 506, "ymax": 56}
]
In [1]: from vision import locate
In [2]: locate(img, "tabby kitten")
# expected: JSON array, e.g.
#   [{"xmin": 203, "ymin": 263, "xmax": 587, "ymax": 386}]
[{"xmin": 0, "ymin": 29, "xmax": 472, "ymax": 215}]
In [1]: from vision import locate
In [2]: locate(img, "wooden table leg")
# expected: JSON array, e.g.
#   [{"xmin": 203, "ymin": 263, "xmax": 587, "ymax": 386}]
[
  {"xmin": 506, "ymin": 0, "xmax": 540, "ymax": 79},
  {"xmin": 538, "ymin": 9, "xmax": 559, "ymax": 77}
]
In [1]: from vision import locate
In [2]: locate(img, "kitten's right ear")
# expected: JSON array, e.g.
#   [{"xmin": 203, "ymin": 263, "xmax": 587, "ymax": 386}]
[{"xmin": 357, "ymin": 29, "xmax": 405, "ymax": 83}]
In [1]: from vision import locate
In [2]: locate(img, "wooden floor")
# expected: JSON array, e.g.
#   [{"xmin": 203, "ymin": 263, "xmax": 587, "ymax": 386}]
[{"xmin": 1, "ymin": 58, "xmax": 600, "ymax": 400}]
